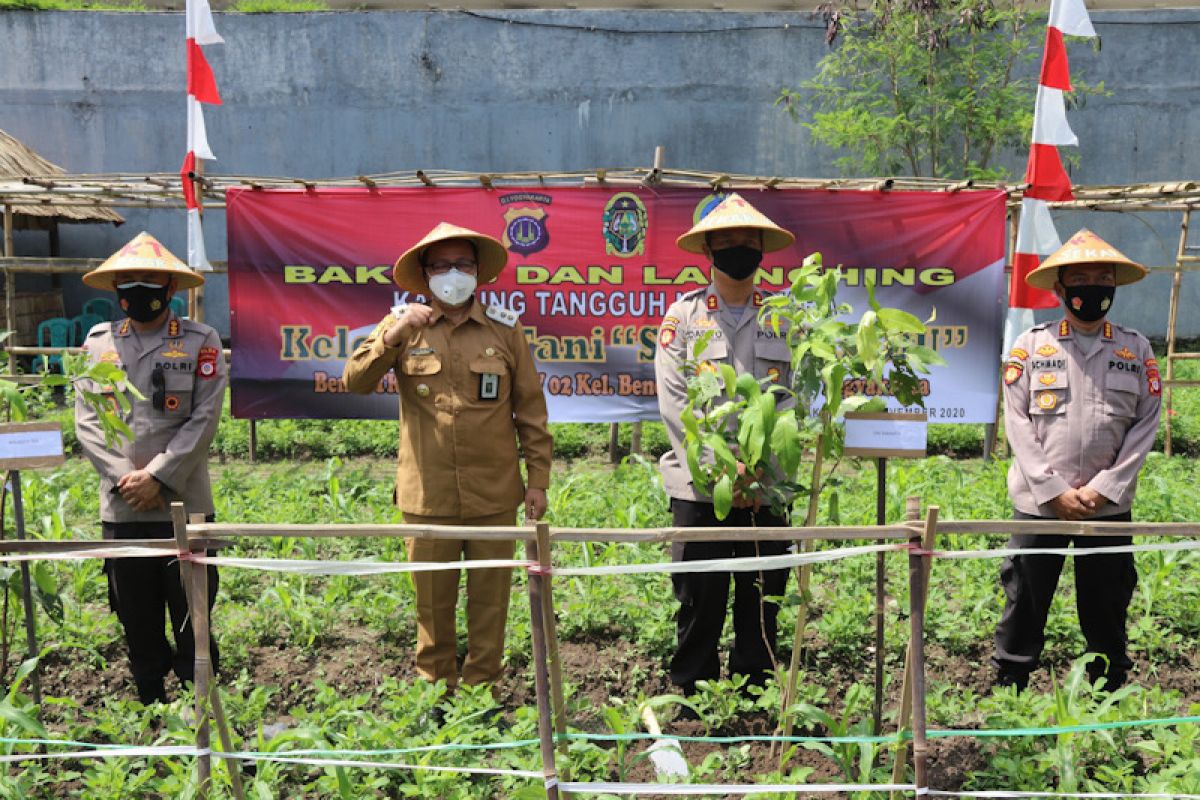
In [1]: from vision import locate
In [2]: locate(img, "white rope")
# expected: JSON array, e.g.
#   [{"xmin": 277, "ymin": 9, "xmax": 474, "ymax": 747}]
[
  {"xmin": 929, "ymin": 792, "xmax": 1200, "ymax": 800},
  {"xmin": 553, "ymin": 543, "xmax": 900, "ymax": 576},
  {"xmin": 925, "ymin": 540, "xmax": 1200, "ymax": 560},
  {"xmin": 0, "ymin": 745, "xmax": 202, "ymax": 762},
  {"xmin": 212, "ymin": 751, "xmax": 540, "ymax": 778},
  {"xmin": 0, "ymin": 545, "xmax": 182, "ymax": 563},
  {"xmin": 558, "ymin": 781, "xmax": 917, "ymax": 795},
  {"xmin": 188, "ymin": 555, "xmax": 529, "ymax": 575}
]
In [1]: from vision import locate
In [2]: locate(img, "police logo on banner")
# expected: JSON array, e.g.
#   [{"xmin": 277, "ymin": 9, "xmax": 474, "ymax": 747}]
[
  {"xmin": 603, "ymin": 192, "xmax": 648, "ymax": 258},
  {"xmin": 502, "ymin": 206, "xmax": 550, "ymax": 256}
]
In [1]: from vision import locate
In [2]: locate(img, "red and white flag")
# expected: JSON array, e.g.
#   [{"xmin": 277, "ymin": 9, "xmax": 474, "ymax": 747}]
[
  {"xmin": 1005, "ymin": 0, "xmax": 1096, "ymax": 347},
  {"xmin": 182, "ymin": 0, "xmax": 223, "ymax": 271}
]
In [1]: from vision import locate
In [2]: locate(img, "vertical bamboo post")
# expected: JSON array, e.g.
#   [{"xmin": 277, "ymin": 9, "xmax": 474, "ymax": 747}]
[
  {"xmin": 608, "ymin": 423, "xmax": 620, "ymax": 464},
  {"xmin": 172, "ymin": 504, "xmax": 210, "ymax": 798},
  {"xmin": 889, "ymin": 497, "xmax": 936, "ymax": 798},
  {"xmin": 524, "ymin": 536, "xmax": 561, "ymax": 800},
  {"xmin": 536, "ymin": 523, "xmax": 570, "ymax": 766},
  {"xmin": 11, "ymin": 472, "xmax": 42, "ymax": 706},
  {"xmin": 1164, "ymin": 206, "xmax": 1190, "ymax": 457},
  {"xmin": 907, "ymin": 505, "xmax": 938, "ymax": 792},
  {"xmin": 248, "ymin": 419, "xmax": 257, "ymax": 463},
  {"xmin": 872, "ymin": 457, "xmax": 887, "ymax": 736},
  {"xmin": 630, "ymin": 422, "xmax": 642, "ymax": 456},
  {"xmin": 4, "ymin": 204, "xmax": 15, "ymax": 361}
]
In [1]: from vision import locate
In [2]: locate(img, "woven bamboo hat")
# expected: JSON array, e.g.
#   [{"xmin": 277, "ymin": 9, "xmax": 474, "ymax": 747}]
[
  {"xmin": 1026, "ymin": 229, "xmax": 1147, "ymax": 290},
  {"xmin": 83, "ymin": 231, "xmax": 205, "ymax": 291},
  {"xmin": 676, "ymin": 193, "xmax": 796, "ymax": 254},
  {"xmin": 393, "ymin": 222, "xmax": 509, "ymax": 294}
]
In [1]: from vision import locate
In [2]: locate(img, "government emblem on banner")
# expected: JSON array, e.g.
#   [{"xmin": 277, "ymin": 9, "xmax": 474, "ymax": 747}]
[
  {"xmin": 692, "ymin": 192, "xmax": 729, "ymax": 224},
  {"xmin": 603, "ymin": 192, "xmax": 647, "ymax": 258},
  {"xmin": 502, "ymin": 206, "xmax": 550, "ymax": 256}
]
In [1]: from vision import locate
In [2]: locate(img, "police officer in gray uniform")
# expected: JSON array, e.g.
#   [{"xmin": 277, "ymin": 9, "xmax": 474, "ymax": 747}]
[
  {"xmin": 655, "ymin": 194, "xmax": 795, "ymax": 697},
  {"xmin": 995, "ymin": 229, "xmax": 1161, "ymax": 691},
  {"xmin": 76, "ymin": 232, "xmax": 226, "ymax": 704}
]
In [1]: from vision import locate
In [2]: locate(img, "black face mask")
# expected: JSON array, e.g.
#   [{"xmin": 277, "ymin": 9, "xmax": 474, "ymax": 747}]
[
  {"xmin": 711, "ymin": 245, "xmax": 763, "ymax": 281},
  {"xmin": 1062, "ymin": 284, "xmax": 1116, "ymax": 323},
  {"xmin": 117, "ymin": 284, "xmax": 171, "ymax": 323}
]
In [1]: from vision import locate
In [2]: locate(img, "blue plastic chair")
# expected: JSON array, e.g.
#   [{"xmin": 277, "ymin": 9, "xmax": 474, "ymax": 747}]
[
  {"xmin": 72, "ymin": 313, "xmax": 105, "ymax": 345},
  {"xmin": 35, "ymin": 317, "xmax": 73, "ymax": 373},
  {"xmin": 170, "ymin": 296, "xmax": 188, "ymax": 319},
  {"xmin": 83, "ymin": 297, "xmax": 117, "ymax": 320}
]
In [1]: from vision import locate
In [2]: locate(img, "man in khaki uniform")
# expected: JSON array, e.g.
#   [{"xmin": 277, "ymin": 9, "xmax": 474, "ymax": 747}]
[
  {"xmin": 343, "ymin": 222, "xmax": 552, "ymax": 698},
  {"xmin": 995, "ymin": 229, "xmax": 1161, "ymax": 691},
  {"xmin": 76, "ymin": 232, "xmax": 226, "ymax": 704},
  {"xmin": 655, "ymin": 194, "xmax": 795, "ymax": 699}
]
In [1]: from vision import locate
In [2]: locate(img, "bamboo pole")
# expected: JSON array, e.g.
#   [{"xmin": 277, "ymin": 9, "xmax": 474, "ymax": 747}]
[
  {"xmin": 4, "ymin": 204, "xmax": 15, "ymax": 360},
  {"xmin": 889, "ymin": 497, "xmax": 933, "ymax": 799},
  {"xmin": 524, "ymin": 537, "xmax": 561, "ymax": 800},
  {"xmin": 907, "ymin": 505, "xmax": 939, "ymax": 792},
  {"xmin": 1164, "ymin": 206, "xmax": 1190, "ymax": 456},
  {"xmin": 536, "ymin": 524, "xmax": 570, "ymax": 766},
  {"xmin": 872, "ymin": 458, "xmax": 887, "ymax": 736},
  {"xmin": 172, "ymin": 504, "xmax": 211, "ymax": 798}
]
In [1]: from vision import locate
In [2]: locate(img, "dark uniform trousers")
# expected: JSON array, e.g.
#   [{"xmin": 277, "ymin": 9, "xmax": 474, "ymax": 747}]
[
  {"xmin": 669, "ymin": 499, "xmax": 790, "ymax": 692},
  {"xmin": 104, "ymin": 520, "xmax": 220, "ymax": 703},
  {"xmin": 993, "ymin": 510, "xmax": 1137, "ymax": 687}
]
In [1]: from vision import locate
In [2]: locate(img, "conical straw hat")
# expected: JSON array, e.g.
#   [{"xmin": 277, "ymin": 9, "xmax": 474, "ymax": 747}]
[
  {"xmin": 83, "ymin": 231, "xmax": 205, "ymax": 291},
  {"xmin": 393, "ymin": 222, "xmax": 508, "ymax": 294},
  {"xmin": 676, "ymin": 193, "xmax": 795, "ymax": 254},
  {"xmin": 1026, "ymin": 229, "xmax": 1147, "ymax": 289}
]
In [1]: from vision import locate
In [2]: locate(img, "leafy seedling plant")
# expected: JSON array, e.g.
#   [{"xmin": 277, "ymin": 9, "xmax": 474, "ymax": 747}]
[{"xmin": 680, "ymin": 255, "xmax": 944, "ymax": 764}]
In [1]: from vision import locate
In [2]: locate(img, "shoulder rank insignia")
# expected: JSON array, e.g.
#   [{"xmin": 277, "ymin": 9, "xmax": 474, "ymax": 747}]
[
  {"xmin": 1038, "ymin": 373, "xmax": 1057, "ymax": 386},
  {"xmin": 1114, "ymin": 347, "xmax": 1136, "ymax": 360},
  {"xmin": 706, "ymin": 294, "xmax": 719, "ymax": 311},
  {"xmin": 1036, "ymin": 344, "xmax": 1058, "ymax": 357},
  {"xmin": 118, "ymin": 319, "xmax": 131, "ymax": 336},
  {"xmin": 485, "ymin": 305, "xmax": 518, "ymax": 328},
  {"xmin": 1058, "ymin": 320, "xmax": 1071, "ymax": 338},
  {"xmin": 752, "ymin": 292, "xmax": 763, "ymax": 308},
  {"xmin": 1102, "ymin": 322, "xmax": 1114, "ymax": 340},
  {"xmin": 1004, "ymin": 363, "xmax": 1024, "ymax": 385},
  {"xmin": 1009, "ymin": 347, "xmax": 1029, "ymax": 361},
  {"xmin": 1037, "ymin": 391, "xmax": 1058, "ymax": 410},
  {"xmin": 167, "ymin": 318, "xmax": 181, "ymax": 338}
]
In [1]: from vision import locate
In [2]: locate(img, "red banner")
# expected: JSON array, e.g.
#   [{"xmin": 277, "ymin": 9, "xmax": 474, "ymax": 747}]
[{"xmin": 227, "ymin": 187, "xmax": 1006, "ymax": 422}]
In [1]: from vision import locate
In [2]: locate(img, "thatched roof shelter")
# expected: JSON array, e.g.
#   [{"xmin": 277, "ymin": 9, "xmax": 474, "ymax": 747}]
[{"xmin": 0, "ymin": 128, "xmax": 123, "ymax": 229}]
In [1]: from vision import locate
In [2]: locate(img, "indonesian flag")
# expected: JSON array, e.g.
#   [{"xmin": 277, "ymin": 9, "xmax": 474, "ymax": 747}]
[
  {"xmin": 182, "ymin": 0, "xmax": 223, "ymax": 271},
  {"xmin": 1006, "ymin": 0, "xmax": 1096, "ymax": 347}
]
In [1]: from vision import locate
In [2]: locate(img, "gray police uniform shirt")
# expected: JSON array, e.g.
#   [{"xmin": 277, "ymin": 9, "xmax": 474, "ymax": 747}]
[
  {"xmin": 1003, "ymin": 318, "xmax": 1162, "ymax": 518},
  {"xmin": 75, "ymin": 314, "xmax": 227, "ymax": 524},
  {"xmin": 654, "ymin": 285, "xmax": 792, "ymax": 502}
]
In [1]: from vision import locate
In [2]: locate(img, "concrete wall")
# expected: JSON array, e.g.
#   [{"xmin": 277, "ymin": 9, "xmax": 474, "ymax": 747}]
[{"xmin": 2, "ymin": 9, "xmax": 1198, "ymax": 337}]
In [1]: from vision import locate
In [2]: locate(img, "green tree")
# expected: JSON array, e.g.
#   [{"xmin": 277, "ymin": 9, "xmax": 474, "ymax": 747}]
[{"xmin": 779, "ymin": 0, "xmax": 1096, "ymax": 180}]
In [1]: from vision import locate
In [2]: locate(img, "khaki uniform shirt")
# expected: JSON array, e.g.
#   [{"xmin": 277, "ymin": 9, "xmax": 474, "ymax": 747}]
[
  {"xmin": 343, "ymin": 301, "xmax": 553, "ymax": 518},
  {"xmin": 655, "ymin": 285, "xmax": 792, "ymax": 502},
  {"xmin": 1004, "ymin": 318, "xmax": 1162, "ymax": 518},
  {"xmin": 75, "ymin": 314, "xmax": 227, "ymax": 524}
]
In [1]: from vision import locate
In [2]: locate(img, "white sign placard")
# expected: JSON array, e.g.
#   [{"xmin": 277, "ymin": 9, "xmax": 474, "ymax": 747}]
[
  {"xmin": 843, "ymin": 412, "xmax": 928, "ymax": 458},
  {"xmin": 0, "ymin": 423, "xmax": 66, "ymax": 469}
]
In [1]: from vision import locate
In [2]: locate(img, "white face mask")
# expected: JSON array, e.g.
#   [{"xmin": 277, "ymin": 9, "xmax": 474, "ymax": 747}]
[{"xmin": 427, "ymin": 269, "xmax": 477, "ymax": 307}]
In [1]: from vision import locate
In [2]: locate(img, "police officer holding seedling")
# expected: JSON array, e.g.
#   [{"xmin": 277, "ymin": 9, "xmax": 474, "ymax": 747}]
[
  {"xmin": 994, "ymin": 230, "xmax": 1161, "ymax": 691},
  {"xmin": 76, "ymin": 232, "xmax": 226, "ymax": 705},
  {"xmin": 654, "ymin": 194, "xmax": 795, "ymax": 704},
  {"xmin": 343, "ymin": 223, "xmax": 552, "ymax": 711}
]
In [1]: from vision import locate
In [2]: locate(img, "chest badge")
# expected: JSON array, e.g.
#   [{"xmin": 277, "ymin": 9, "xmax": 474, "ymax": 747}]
[
  {"xmin": 479, "ymin": 373, "xmax": 500, "ymax": 400},
  {"xmin": 1036, "ymin": 344, "xmax": 1059, "ymax": 357},
  {"xmin": 1038, "ymin": 373, "xmax": 1057, "ymax": 386},
  {"xmin": 161, "ymin": 342, "xmax": 189, "ymax": 359},
  {"xmin": 1114, "ymin": 347, "xmax": 1136, "ymax": 360},
  {"xmin": 1036, "ymin": 391, "xmax": 1058, "ymax": 410}
]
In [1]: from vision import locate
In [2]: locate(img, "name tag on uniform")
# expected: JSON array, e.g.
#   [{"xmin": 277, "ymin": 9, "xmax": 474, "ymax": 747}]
[{"xmin": 480, "ymin": 373, "xmax": 500, "ymax": 400}]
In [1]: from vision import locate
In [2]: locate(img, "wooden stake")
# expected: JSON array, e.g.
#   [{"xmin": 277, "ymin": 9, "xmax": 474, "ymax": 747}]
[
  {"xmin": 536, "ymin": 523, "xmax": 570, "ymax": 770},
  {"xmin": 172, "ymin": 505, "xmax": 246, "ymax": 800},
  {"xmin": 4, "ymin": 204, "xmax": 15, "ymax": 358},
  {"xmin": 889, "ymin": 497, "xmax": 935, "ymax": 799},
  {"xmin": 608, "ymin": 423, "xmax": 620, "ymax": 464},
  {"xmin": 872, "ymin": 458, "xmax": 887, "ymax": 736},
  {"xmin": 524, "ymin": 537, "xmax": 561, "ymax": 800},
  {"xmin": 1164, "ymin": 205, "xmax": 1191, "ymax": 457}
]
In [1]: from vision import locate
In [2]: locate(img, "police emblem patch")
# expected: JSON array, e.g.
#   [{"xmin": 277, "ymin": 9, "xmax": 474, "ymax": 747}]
[
  {"xmin": 603, "ymin": 192, "xmax": 648, "ymax": 258},
  {"xmin": 1038, "ymin": 373, "xmax": 1057, "ymax": 386},
  {"xmin": 1037, "ymin": 391, "xmax": 1058, "ymax": 410},
  {"xmin": 658, "ymin": 326, "xmax": 676, "ymax": 347},
  {"xmin": 1036, "ymin": 344, "xmax": 1059, "ymax": 357},
  {"xmin": 1003, "ymin": 363, "xmax": 1023, "ymax": 385},
  {"xmin": 196, "ymin": 347, "xmax": 219, "ymax": 379},
  {"xmin": 1114, "ymin": 347, "xmax": 1136, "ymax": 360},
  {"xmin": 502, "ymin": 206, "xmax": 549, "ymax": 256}
]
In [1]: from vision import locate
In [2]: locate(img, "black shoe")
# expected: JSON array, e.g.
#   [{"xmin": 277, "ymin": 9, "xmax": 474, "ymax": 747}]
[
  {"xmin": 420, "ymin": 706, "xmax": 447, "ymax": 728},
  {"xmin": 994, "ymin": 671, "xmax": 1028, "ymax": 692},
  {"xmin": 136, "ymin": 680, "xmax": 168, "ymax": 705}
]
